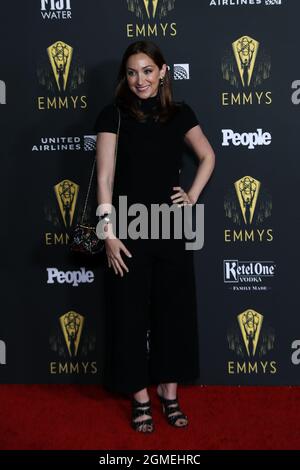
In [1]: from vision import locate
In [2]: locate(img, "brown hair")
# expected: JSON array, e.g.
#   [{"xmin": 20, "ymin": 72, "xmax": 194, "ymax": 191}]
[{"xmin": 114, "ymin": 40, "xmax": 178, "ymax": 122}]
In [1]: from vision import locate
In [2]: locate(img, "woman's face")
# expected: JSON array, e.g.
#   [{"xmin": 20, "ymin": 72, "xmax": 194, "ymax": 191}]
[{"xmin": 126, "ymin": 52, "xmax": 166, "ymax": 99}]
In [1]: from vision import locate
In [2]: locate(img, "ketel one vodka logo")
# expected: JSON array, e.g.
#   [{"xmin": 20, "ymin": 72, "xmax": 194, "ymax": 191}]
[
  {"xmin": 224, "ymin": 176, "xmax": 273, "ymax": 243},
  {"xmin": 44, "ymin": 179, "xmax": 79, "ymax": 246},
  {"xmin": 37, "ymin": 40, "xmax": 87, "ymax": 110},
  {"xmin": 223, "ymin": 260, "xmax": 275, "ymax": 292},
  {"xmin": 227, "ymin": 309, "xmax": 276, "ymax": 375},
  {"xmin": 221, "ymin": 35, "xmax": 272, "ymax": 106},
  {"xmin": 49, "ymin": 311, "xmax": 97, "ymax": 375},
  {"xmin": 126, "ymin": 0, "xmax": 176, "ymax": 38}
]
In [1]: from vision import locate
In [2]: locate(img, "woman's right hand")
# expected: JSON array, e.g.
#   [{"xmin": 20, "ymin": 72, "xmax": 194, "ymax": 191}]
[{"xmin": 104, "ymin": 235, "xmax": 132, "ymax": 277}]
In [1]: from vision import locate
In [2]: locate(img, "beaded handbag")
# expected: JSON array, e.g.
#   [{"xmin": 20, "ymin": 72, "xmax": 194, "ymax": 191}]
[{"xmin": 69, "ymin": 106, "xmax": 120, "ymax": 255}]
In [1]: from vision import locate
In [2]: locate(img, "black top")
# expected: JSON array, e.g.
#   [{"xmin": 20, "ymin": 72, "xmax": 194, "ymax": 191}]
[{"xmin": 94, "ymin": 95, "xmax": 199, "ymax": 210}]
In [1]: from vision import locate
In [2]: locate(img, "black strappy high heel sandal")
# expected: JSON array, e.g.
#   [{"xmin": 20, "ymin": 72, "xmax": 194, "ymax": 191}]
[
  {"xmin": 157, "ymin": 390, "xmax": 188, "ymax": 428},
  {"xmin": 131, "ymin": 397, "xmax": 155, "ymax": 433}
]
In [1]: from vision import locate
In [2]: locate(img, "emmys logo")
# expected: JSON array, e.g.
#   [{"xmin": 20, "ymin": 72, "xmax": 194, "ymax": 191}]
[
  {"xmin": 60, "ymin": 311, "xmax": 84, "ymax": 358},
  {"xmin": 46, "ymin": 267, "xmax": 95, "ymax": 286},
  {"xmin": 0, "ymin": 80, "xmax": 6, "ymax": 104},
  {"xmin": 227, "ymin": 309, "xmax": 276, "ymax": 375},
  {"xmin": 221, "ymin": 35, "xmax": 272, "ymax": 106},
  {"xmin": 222, "ymin": 128, "xmax": 272, "ymax": 149},
  {"xmin": 49, "ymin": 311, "xmax": 97, "ymax": 375},
  {"xmin": 44, "ymin": 179, "xmax": 79, "ymax": 246},
  {"xmin": 223, "ymin": 260, "xmax": 275, "ymax": 292},
  {"xmin": 126, "ymin": 0, "xmax": 177, "ymax": 38},
  {"xmin": 47, "ymin": 41, "xmax": 73, "ymax": 92},
  {"xmin": 235, "ymin": 176, "xmax": 260, "ymax": 225},
  {"xmin": 224, "ymin": 176, "xmax": 273, "ymax": 243},
  {"xmin": 40, "ymin": 0, "xmax": 72, "ymax": 20},
  {"xmin": 173, "ymin": 64, "xmax": 190, "ymax": 80},
  {"xmin": 291, "ymin": 80, "xmax": 300, "ymax": 105},
  {"xmin": 37, "ymin": 40, "xmax": 87, "ymax": 110},
  {"xmin": 54, "ymin": 179, "xmax": 78, "ymax": 229},
  {"xmin": 238, "ymin": 309, "xmax": 263, "ymax": 358},
  {"xmin": 0, "ymin": 340, "xmax": 6, "ymax": 365}
]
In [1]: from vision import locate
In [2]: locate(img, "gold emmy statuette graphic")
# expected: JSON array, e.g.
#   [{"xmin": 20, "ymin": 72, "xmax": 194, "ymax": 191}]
[
  {"xmin": 232, "ymin": 35, "xmax": 259, "ymax": 87},
  {"xmin": 234, "ymin": 176, "xmax": 261, "ymax": 225},
  {"xmin": 143, "ymin": 0, "xmax": 158, "ymax": 18},
  {"xmin": 127, "ymin": 0, "xmax": 175, "ymax": 19},
  {"xmin": 54, "ymin": 179, "xmax": 79, "ymax": 228},
  {"xmin": 47, "ymin": 41, "xmax": 73, "ymax": 92},
  {"xmin": 59, "ymin": 311, "xmax": 84, "ymax": 358},
  {"xmin": 238, "ymin": 309, "xmax": 263, "ymax": 358}
]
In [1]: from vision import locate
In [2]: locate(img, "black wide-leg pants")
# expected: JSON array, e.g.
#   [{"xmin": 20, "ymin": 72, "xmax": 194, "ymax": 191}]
[{"xmin": 102, "ymin": 237, "xmax": 200, "ymax": 395}]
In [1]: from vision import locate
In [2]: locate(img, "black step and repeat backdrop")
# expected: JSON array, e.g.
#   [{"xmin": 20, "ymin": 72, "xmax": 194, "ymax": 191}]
[{"xmin": 0, "ymin": 0, "xmax": 299, "ymax": 384}]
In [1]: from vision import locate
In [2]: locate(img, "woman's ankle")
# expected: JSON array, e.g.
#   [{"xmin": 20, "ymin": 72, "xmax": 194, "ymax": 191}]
[
  {"xmin": 133, "ymin": 388, "xmax": 149, "ymax": 403},
  {"xmin": 157, "ymin": 382, "xmax": 178, "ymax": 400}
]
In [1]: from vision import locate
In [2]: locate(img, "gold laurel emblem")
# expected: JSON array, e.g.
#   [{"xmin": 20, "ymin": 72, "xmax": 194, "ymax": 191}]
[
  {"xmin": 54, "ymin": 179, "xmax": 79, "ymax": 228},
  {"xmin": 232, "ymin": 35, "xmax": 259, "ymax": 87},
  {"xmin": 59, "ymin": 311, "xmax": 84, "ymax": 358},
  {"xmin": 234, "ymin": 176, "xmax": 260, "ymax": 225},
  {"xmin": 237, "ymin": 309, "xmax": 263, "ymax": 358},
  {"xmin": 47, "ymin": 40, "xmax": 73, "ymax": 92}
]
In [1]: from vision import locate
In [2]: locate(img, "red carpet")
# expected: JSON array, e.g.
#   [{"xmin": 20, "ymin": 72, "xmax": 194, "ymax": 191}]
[{"xmin": 0, "ymin": 384, "xmax": 299, "ymax": 450}]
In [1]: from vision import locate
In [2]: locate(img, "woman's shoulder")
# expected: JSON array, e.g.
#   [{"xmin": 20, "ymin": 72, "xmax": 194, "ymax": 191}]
[
  {"xmin": 94, "ymin": 102, "xmax": 120, "ymax": 134},
  {"xmin": 170, "ymin": 100, "xmax": 200, "ymax": 133},
  {"xmin": 173, "ymin": 100, "xmax": 195, "ymax": 113}
]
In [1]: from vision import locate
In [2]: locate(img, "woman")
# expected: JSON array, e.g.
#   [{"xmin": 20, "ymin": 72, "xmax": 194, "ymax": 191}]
[{"xmin": 95, "ymin": 40, "xmax": 215, "ymax": 433}]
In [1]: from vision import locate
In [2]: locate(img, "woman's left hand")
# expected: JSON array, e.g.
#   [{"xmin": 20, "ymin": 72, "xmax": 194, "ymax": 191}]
[{"xmin": 170, "ymin": 186, "xmax": 195, "ymax": 207}]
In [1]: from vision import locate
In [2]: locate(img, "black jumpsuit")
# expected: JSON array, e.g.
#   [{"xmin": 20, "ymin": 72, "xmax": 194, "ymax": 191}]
[{"xmin": 95, "ymin": 95, "xmax": 200, "ymax": 394}]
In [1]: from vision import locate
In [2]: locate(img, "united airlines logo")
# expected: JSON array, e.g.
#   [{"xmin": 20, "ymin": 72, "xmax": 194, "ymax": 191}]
[
  {"xmin": 173, "ymin": 64, "xmax": 190, "ymax": 80},
  {"xmin": 127, "ymin": 0, "xmax": 175, "ymax": 19}
]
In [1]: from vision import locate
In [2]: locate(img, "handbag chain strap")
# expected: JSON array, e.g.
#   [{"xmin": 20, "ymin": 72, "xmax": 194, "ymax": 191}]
[{"xmin": 80, "ymin": 105, "xmax": 121, "ymax": 224}]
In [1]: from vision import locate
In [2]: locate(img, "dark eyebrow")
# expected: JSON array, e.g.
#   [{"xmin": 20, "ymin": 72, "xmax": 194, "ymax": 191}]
[{"xmin": 127, "ymin": 65, "xmax": 153, "ymax": 71}]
